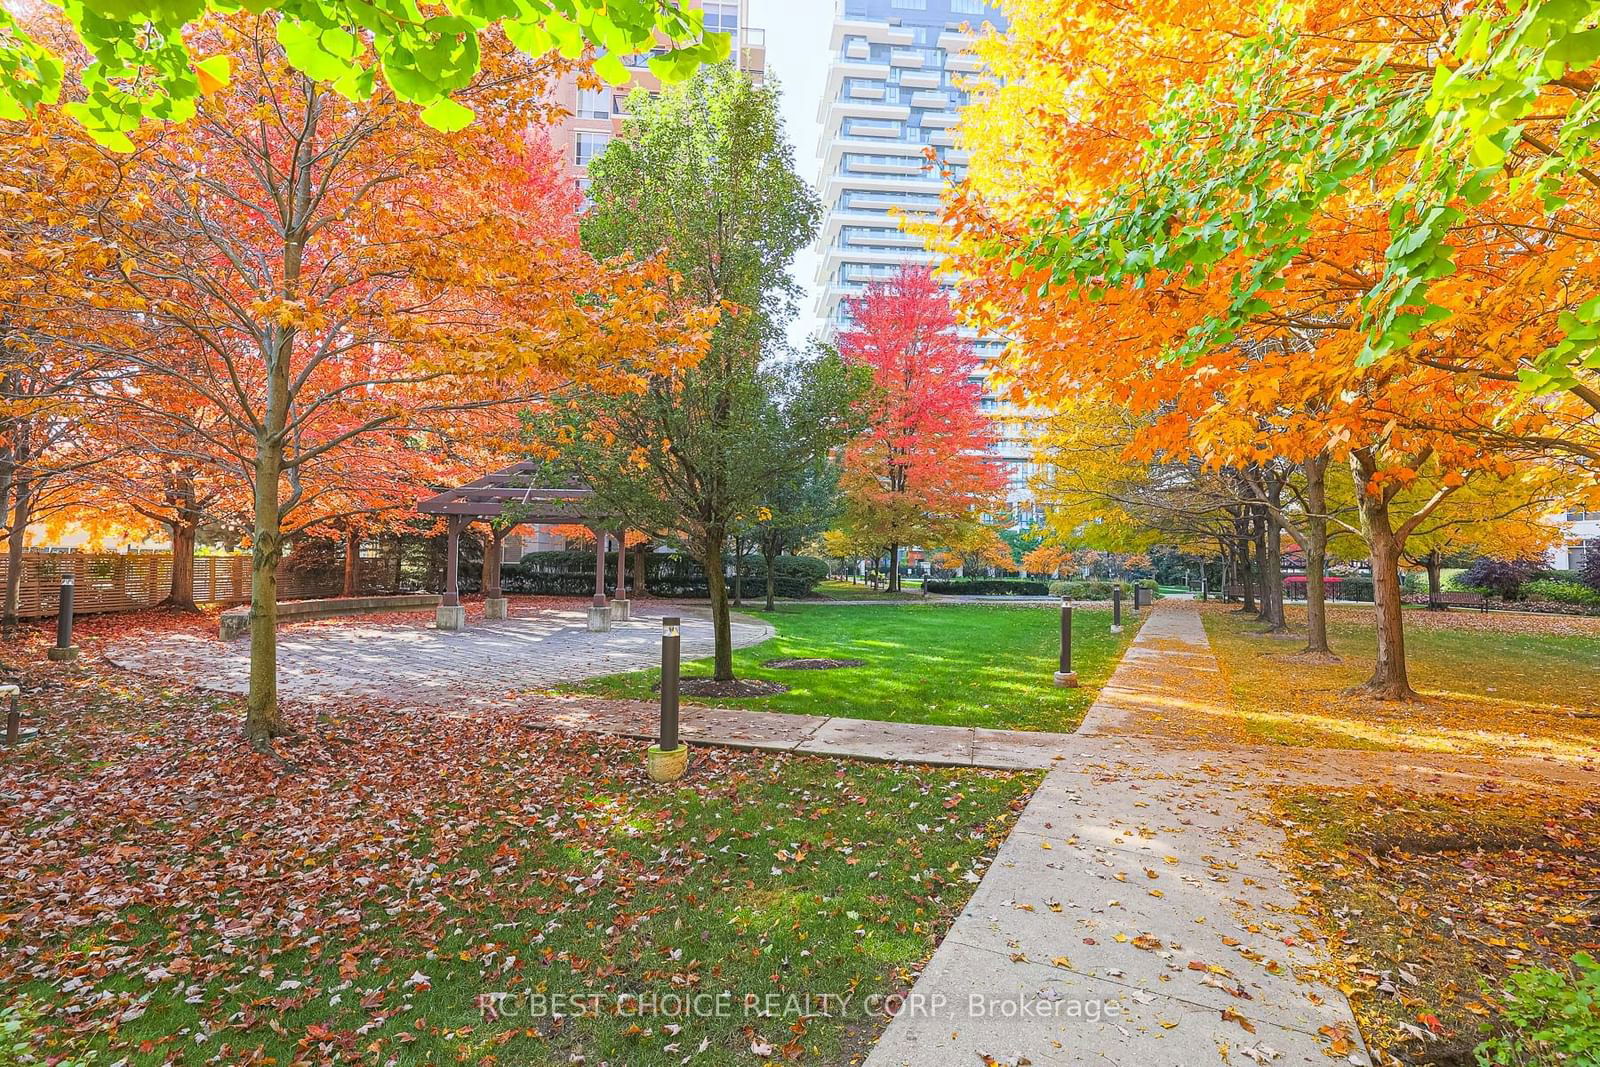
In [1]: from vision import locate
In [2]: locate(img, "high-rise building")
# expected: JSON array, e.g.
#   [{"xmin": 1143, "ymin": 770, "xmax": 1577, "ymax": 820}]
[
  {"xmin": 551, "ymin": 1, "xmax": 767, "ymax": 202},
  {"xmin": 813, "ymin": 0, "xmax": 1039, "ymax": 520}
]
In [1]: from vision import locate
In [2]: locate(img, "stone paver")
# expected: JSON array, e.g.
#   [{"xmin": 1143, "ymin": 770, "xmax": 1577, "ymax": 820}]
[
  {"xmin": 865, "ymin": 601, "xmax": 1372, "ymax": 1067},
  {"xmin": 106, "ymin": 605, "xmax": 772, "ymax": 710}
]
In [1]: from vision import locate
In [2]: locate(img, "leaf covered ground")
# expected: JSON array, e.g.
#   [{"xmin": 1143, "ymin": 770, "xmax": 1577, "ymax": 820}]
[
  {"xmin": 0, "ymin": 628, "xmax": 1037, "ymax": 1066},
  {"xmin": 1202, "ymin": 603, "xmax": 1600, "ymax": 756},
  {"xmin": 1273, "ymin": 787, "xmax": 1600, "ymax": 1066},
  {"xmin": 577, "ymin": 603, "xmax": 1141, "ymax": 732}
]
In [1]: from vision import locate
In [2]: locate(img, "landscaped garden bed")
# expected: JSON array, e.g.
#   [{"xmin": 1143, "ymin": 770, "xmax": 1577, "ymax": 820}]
[
  {"xmin": 577, "ymin": 602, "xmax": 1142, "ymax": 732},
  {"xmin": 0, "ymin": 649, "xmax": 1037, "ymax": 1066}
]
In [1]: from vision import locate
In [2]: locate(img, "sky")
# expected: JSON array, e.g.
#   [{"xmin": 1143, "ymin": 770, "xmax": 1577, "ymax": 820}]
[{"xmin": 748, "ymin": 0, "xmax": 833, "ymax": 350}]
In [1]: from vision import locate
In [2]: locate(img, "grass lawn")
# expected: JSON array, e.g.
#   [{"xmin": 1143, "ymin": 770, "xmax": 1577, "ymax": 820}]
[
  {"xmin": 1274, "ymin": 786, "xmax": 1599, "ymax": 1065},
  {"xmin": 1201, "ymin": 603, "xmax": 1600, "ymax": 756},
  {"xmin": 578, "ymin": 603, "xmax": 1139, "ymax": 732},
  {"xmin": 1, "ymin": 635, "xmax": 1037, "ymax": 1067}
]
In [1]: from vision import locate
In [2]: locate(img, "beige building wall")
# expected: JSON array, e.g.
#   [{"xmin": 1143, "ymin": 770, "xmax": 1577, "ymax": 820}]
[{"xmin": 550, "ymin": 1, "xmax": 767, "ymax": 199}]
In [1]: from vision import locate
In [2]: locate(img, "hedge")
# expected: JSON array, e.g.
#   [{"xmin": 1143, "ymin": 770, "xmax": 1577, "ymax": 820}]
[
  {"xmin": 924, "ymin": 578, "xmax": 1050, "ymax": 596},
  {"xmin": 504, "ymin": 551, "xmax": 828, "ymax": 599},
  {"xmin": 1047, "ymin": 579, "xmax": 1158, "ymax": 599}
]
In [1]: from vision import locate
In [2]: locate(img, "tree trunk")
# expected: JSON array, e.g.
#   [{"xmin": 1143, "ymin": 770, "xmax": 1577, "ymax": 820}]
[
  {"xmin": 763, "ymin": 549, "xmax": 776, "ymax": 612},
  {"xmin": 169, "ymin": 521, "xmax": 199, "ymax": 610},
  {"xmin": 888, "ymin": 542, "xmax": 901, "ymax": 592},
  {"xmin": 1351, "ymin": 455, "xmax": 1417, "ymax": 700},
  {"xmin": 1239, "ymin": 516, "xmax": 1257, "ymax": 613},
  {"xmin": 246, "ymin": 429, "xmax": 290, "ymax": 742},
  {"xmin": 1258, "ymin": 500, "xmax": 1287, "ymax": 632},
  {"xmin": 343, "ymin": 526, "xmax": 361, "ymax": 598},
  {"xmin": 3, "ymin": 474, "xmax": 29, "ymax": 636},
  {"xmin": 1301, "ymin": 455, "xmax": 1334, "ymax": 655},
  {"xmin": 1425, "ymin": 549, "xmax": 1443, "ymax": 610},
  {"xmin": 702, "ymin": 533, "xmax": 734, "ymax": 682}
]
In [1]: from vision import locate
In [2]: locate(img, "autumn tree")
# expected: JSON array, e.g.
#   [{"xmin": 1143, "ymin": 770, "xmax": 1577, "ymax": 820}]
[
  {"xmin": 0, "ymin": 103, "xmax": 126, "ymax": 631},
  {"xmin": 935, "ymin": 0, "xmax": 1592, "ymax": 695},
  {"xmin": 64, "ymin": 20, "xmax": 702, "ymax": 743},
  {"xmin": 836, "ymin": 266, "xmax": 1004, "ymax": 592}
]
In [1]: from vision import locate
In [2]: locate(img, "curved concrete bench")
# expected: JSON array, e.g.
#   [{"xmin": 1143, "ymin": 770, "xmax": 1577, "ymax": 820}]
[{"xmin": 219, "ymin": 594, "xmax": 442, "ymax": 640}]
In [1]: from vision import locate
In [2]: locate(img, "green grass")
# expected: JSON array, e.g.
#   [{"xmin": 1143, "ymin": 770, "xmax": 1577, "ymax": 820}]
[
  {"xmin": 580, "ymin": 603, "xmax": 1139, "ymax": 732},
  {"xmin": 3, "ymin": 670, "xmax": 1038, "ymax": 1066}
]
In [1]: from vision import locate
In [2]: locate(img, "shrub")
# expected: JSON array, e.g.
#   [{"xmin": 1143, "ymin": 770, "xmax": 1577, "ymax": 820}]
[
  {"xmin": 1047, "ymin": 579, "xmax": 1156, "ymax": 599},
  {"xmin": 1334, "ymin": 575, "xmax": 1374, "ymax": 602},
  {"xmin": 925, "ymin": 578, "xmax": 1050, "ymax": 596},
  {"xmin": 1475, "ymin": 952, "xmax": 1600, "ymax": 1067},
  {"xmin": 1523, "ymin": 579, "xmax": 1600, "ymax": 606},
  {"xmin": 1460, "ymin": 557, "xmax": 1545, "ymax": 600},
  {"xmin": 507, "ymin": 551, "xmax": 826, "ymax": 598},
  {"xmin": 1583, "ymin": 542, "xmax": 1600, "ymax": 593}
]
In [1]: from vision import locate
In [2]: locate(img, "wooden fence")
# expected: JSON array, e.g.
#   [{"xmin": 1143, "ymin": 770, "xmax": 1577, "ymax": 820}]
[{"xmin": 0, "ymin": 551, "xmax": 400, "ymax": 619}]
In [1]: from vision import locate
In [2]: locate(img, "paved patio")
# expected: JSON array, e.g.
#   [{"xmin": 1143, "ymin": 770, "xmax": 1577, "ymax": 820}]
[{"xmin": 106, "ymin": 605, "xmax": 773, "ymax": 711}]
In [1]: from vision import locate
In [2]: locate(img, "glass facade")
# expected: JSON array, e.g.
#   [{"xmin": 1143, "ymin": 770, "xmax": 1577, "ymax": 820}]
[{"xmin": 814, "ymin": 0, "xmax": 1038, "ymax": 518}]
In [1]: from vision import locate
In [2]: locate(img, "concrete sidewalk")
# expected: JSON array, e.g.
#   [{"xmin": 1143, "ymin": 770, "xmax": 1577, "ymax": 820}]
[
  {"xmin": 530, "ymin": 695, "xmax": 1084, "ymax": 770},
  {"xmin": 865, "ymin": 601, "xmax": 1371, "ymax": 1067}
]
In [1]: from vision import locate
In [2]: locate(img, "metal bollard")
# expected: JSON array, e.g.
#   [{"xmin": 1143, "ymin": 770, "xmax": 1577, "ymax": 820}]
[
  {"xmin": 1054, "ymin": 597, "xmax": 1078, "ymax": 688},
  {"xmin": 4, "ymin": 686, "xmax": 19, "ymax": 746},
  {"xmin": 646, "ymin": 616, "xmax": 686, "ymax": 783},
  {"xmin": 1111, "ymin": 586, "xmax": 1124, "ymax": 634},
  {"xmin": 660, "ymin": 616, "xmax": 680, "ymax": 751},
  {"xmin": 47, "ymin": 576, "xmax": 79, "ymax": 662}
]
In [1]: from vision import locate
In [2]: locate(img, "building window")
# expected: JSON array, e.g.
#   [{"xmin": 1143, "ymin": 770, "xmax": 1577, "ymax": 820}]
[
  {"xmin": 1565, "ymin": 506, "xmax": 1600, "ymax": 521},
  {"xmin": 575, "ymin": 131, "xmax": 612, "ymax": 166},
  {"xmin": 892, "ymin": 0, "xmax": 928, "ymax": 7},
  {"xmin": 951, "ymin": 0, "xmax": 988, "ymax": 11},
  {"xmin": 1569, "ymin": 541, "xmax": 1592, "ymax": 570},
  {"xmin": 576, "ymin": 88, "xmax": 612, "ymax": 119},
  {"xmin": 702, "ymin": 1, "xmax": 739, "ymax": 32}
]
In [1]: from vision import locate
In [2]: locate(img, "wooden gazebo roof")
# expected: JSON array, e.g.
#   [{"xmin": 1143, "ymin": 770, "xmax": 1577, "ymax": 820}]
[{"xmin": 416, "ymin": 462, "xmax": 614, "ymax": 526}]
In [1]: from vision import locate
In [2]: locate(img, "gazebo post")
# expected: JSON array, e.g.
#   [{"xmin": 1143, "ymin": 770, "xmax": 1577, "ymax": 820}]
[
  {"xmin": 588, "ymin": 526, "xmax": 611, "ymax": 632},
  {"xmin": 436, "ymin": 516, "xmax": 467, "ymax": 631},
  {"xmin": 611, "ymin": 529, "xmax": 631, "ymax": 622},
  {"xmin": 483, "ymin": 524, "xmax": 510, "ymax": 620}
]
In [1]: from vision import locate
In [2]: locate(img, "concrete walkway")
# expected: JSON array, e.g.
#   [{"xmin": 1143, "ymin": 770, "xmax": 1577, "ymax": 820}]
[
  {"xmin": 106, "ymin": 604, "xmax": 772, "ymax": 711},
  {"xmin": 866, "ymin": 601, "xmax": 1371, "ymax": 1067}
]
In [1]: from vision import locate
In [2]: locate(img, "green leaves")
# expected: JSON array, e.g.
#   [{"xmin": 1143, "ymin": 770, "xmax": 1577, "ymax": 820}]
[{"xmin": 1, "ymin": 0, "xmax": 730, "ymax": 146}]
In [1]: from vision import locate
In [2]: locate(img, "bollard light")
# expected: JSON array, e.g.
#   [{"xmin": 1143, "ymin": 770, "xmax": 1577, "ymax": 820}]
[
  {"xmin": 1111, "ymin": 585, "xmax": 1124, "ymax": 634},
  {"xmin": 647, "ymin": 616, "xmax": 687, "ymax": 783},
  {"xmin": 3, "ymin": 685, "xmax": 19, "ymax": 746},
  {"xmin": 1053, "ymin": 596, "xmax": 1078, "ymax": 688},
  {"xmin": 48, "ymin": 575, "xmax": 80, "ymax": 662}
]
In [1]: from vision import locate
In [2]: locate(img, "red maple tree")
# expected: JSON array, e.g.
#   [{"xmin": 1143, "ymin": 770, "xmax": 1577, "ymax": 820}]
[{"xmin": 837, "ymin": 267, "xmax": 1005, "ymax": 591}]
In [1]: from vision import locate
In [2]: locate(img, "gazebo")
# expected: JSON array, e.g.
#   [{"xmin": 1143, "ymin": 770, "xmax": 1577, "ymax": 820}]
[{"xmin": 417, "ymin": 462, "xmax": 631, "ymax": 632}]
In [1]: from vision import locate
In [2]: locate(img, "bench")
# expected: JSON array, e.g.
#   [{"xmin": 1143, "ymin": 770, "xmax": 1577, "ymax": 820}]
[
  {"xmin": 219, "ymin": 594, "xmax": 443, "ymax": 639},
  {"xmin": 1427, "ymin": 591, "xmax": 1489, "ymax": 613}
]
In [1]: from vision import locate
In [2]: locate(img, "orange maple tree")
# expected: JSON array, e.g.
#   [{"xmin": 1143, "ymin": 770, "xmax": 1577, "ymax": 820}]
[{"xmin": 40, "ymin": 18, "xmax": 710, "ymax": 740}]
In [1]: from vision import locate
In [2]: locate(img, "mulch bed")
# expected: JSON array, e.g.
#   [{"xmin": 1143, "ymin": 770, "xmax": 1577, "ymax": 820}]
[
  {"xmin": 675, "ymin": 677, "xmax": 789, "ymax": 698},
  {"xmin": 762, "ymin": 657, "xmax": 865, "ymax": 670}
]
